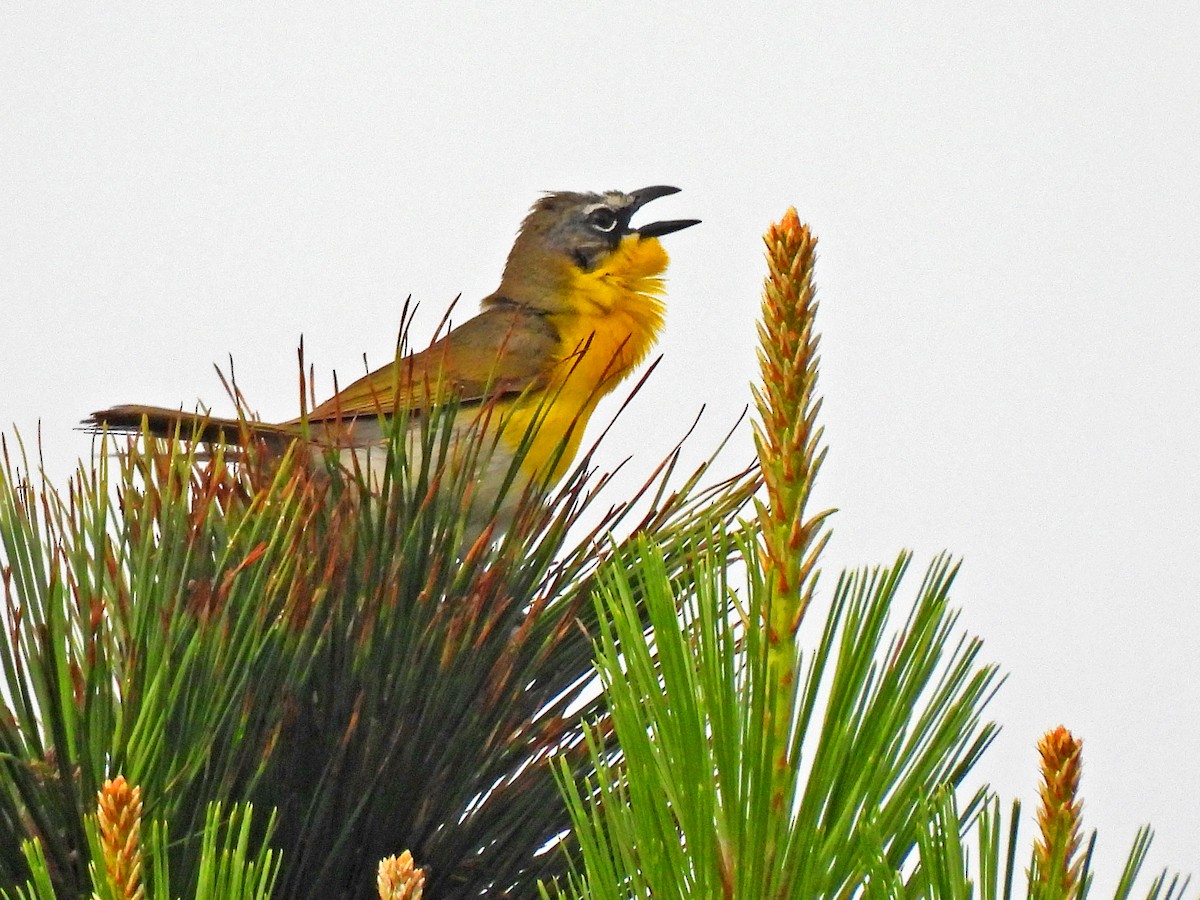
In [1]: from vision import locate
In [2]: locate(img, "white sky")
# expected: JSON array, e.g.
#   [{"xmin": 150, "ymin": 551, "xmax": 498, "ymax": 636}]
[{"xmin": 3, "ymin": 2, "xmax": 1197, "ymax": 888}]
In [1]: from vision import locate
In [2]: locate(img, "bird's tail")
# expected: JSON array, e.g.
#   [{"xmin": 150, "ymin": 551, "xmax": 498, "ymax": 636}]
[{"xmin": 83, "ymin": 404, "xmax": 295, "ymax": 447}]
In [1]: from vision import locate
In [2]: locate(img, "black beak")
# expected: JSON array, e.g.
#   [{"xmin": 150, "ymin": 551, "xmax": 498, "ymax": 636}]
[
  {"xmin": 626, "ymin": 185, "xmax": 701, "ymax": 238},
  {"xmin": 628, "ymin": 185, "xmax": 683, "ymax": 208},
  {"xmin": 637, "ymin": 218, "xmax": 701, "ymax": 238}
]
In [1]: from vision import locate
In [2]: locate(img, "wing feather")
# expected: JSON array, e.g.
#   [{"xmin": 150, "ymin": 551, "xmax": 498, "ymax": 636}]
[{"xmin": 295, "ymin": 305, "xmax": 558, "ymax": 423}]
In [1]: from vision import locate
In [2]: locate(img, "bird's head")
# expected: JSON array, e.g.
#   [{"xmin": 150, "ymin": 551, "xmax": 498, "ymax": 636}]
[{"xmin": 491, "ymin": 186, "xmax": 700, "ymax": 311}]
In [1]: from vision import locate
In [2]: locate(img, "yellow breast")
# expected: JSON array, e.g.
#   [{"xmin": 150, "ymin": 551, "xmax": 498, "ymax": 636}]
[{"xmin": 502, "ymin": 235, "xmax": 671, "ymax": 483}]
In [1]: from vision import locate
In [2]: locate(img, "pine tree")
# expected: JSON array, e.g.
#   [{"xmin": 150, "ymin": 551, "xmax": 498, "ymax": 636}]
[{"xmin": 0, "ymin": 212, "xmax": 1188, "ymax": 900}]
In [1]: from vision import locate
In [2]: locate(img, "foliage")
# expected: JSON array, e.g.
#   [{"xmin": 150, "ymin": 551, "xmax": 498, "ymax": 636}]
[
  {"xmin": 3, "ymin": 786, "xmax": 278, "ymax": 900},
  {"xmin": 543, "ymin": 210, "xmax": 1190, "ymax": 900},
  {"xmin": 0, "ymin": 381, "xmax": 756, "ymax": 898},
  {"xmin": 0, "ymin": 208, "xmax": 1190, "ymax": 899}
]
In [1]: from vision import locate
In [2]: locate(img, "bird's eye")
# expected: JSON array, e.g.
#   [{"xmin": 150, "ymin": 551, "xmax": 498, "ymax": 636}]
[{"xmin": 588, "ymin": 207, "xmax": 618, "ymax": 233}]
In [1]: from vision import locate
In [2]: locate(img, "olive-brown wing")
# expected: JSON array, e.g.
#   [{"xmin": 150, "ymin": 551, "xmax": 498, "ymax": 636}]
[{"xmin": 295, "ymin": 306, "xmax": 560, "ymax": 424}]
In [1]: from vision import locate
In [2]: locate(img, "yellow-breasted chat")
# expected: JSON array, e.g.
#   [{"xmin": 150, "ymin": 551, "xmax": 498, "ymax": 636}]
[{"xmin": 85, "ymin": 186, "xmax": 699, "ymax": 533}]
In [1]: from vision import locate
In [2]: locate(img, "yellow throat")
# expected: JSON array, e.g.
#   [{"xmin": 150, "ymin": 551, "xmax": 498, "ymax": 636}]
[{"xmin": 502, "ymin": 234, "xmax": 671, "ymax": 483}]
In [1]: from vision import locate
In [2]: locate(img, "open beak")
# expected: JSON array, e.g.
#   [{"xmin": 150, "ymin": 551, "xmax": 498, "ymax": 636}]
[
  {"xmin": 627, "ymin": 185, "xmax": 701, "ymax": 238},
  {"xmin": 637, "ymin": 218, "xmax": 701, "ymax": 238}
]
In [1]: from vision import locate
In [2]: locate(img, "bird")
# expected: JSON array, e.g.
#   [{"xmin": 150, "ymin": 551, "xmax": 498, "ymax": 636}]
[{"xmin": 85, "ymin": 186, "xmax": 699, "ymax": 537}]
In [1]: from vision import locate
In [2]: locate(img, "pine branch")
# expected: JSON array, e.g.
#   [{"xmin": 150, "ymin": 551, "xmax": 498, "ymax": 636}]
[{"xmin": 752, "ymin": 207, "xmax": 834, "ymax": 861}]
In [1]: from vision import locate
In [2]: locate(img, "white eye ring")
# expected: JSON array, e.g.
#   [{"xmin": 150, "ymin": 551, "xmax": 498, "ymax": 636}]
[{"xmin": 586, "ymin": 206, "xmax": 619, "ymax": 233}]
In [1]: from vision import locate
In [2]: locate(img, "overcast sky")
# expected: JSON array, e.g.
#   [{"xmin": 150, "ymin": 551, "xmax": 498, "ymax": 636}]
[{"xmin": 3, "ymin": 2, "xmax": 1197, "ymax": 888}]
